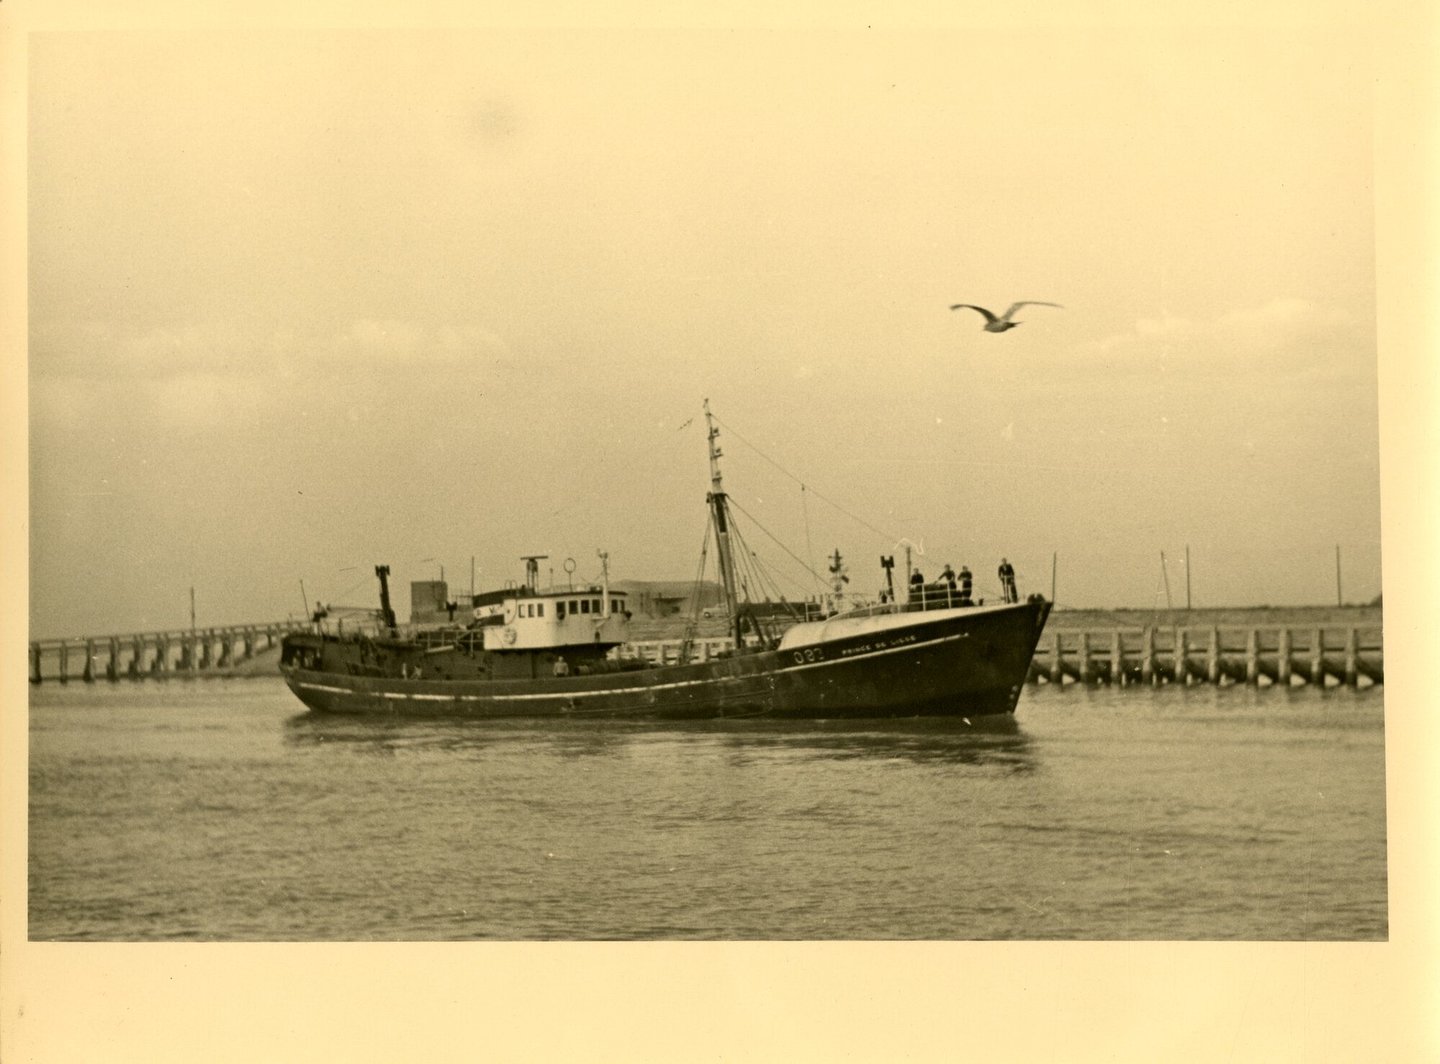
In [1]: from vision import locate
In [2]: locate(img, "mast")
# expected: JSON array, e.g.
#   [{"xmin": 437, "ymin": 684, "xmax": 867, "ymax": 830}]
[
  {"xmin": 703, "ymin": 400, "xmax": 743, "ymax": 643},
  {"xmin": 828, "ymin": 548, "xmax": 849, "ymax": 613},
  {"xmin": 374, "ymin": 565, "xmax": 397, "ymax": 634}
]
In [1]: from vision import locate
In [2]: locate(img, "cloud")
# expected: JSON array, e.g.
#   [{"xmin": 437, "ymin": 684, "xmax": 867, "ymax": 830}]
[
  {"xmin": 1214, "ymin": 297, "xmax": 1354, "ymax": 352},
  {"xmin": 32, "ymin": 318, "xmax": 516, "ymax": 381},
  {"xmin": 30, "ymin": 321, "xmax": 274, "ymax": 380},
  {"xmin": 1073, "ymin": 297, "xmax": 1369, "ymax": 379},
  {"xmin": 29, "ymin": 317, "xmax": 522, "ymax": 434},
  {"xmin": 308, "ymin": 320, "xmax": 518, "ymax": 382},
  {"xmin": 1134, "ymin": 314, "xmax": 1192, "ymax": 338}
]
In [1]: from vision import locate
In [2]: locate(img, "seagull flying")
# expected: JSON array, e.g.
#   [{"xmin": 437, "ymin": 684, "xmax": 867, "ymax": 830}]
[{"xmin": 949, "ymin": 301, "xmax": 1063, "ymax": 332}]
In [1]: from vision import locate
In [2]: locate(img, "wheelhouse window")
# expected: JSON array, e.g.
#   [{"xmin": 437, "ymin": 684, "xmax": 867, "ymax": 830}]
[{"xmin": 581, "ymin": 600, "xmax": 591, "ymax": 614}]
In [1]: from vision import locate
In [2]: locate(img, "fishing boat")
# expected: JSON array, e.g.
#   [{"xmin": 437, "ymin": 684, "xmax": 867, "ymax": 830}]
[{"xmin": 279, "ymin": 404, "xmax": 1051, "ymax": 719}]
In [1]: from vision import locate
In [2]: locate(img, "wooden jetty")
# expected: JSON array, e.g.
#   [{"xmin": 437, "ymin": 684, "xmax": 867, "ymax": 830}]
[
  {"xmin": 29, "ymin": 621, "xmax": 309, "ymax": 684},
  {"xmin": 1029, "ymin": 623, "xmax": 1383, "ymax": 687}
]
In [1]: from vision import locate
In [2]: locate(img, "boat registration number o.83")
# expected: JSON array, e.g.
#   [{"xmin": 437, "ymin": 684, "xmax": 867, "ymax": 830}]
[{"xmin": 791, "ymin": 647, "xmax": 825, "ymax": 665}]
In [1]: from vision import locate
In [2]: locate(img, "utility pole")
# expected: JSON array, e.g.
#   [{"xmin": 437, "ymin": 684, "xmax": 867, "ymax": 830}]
[
  {"xmin": 1335, "ymin": 545, "xmax": 1343, "ymax": 607},
  {"xmin": 1185, "ymin": 544, "xmax": 1192, "ymax": 611},
  {"xmin": 1051, "ymin": 552, "xmax": 1057, "ymax": 604},
  {"xmin": 190, "ymin": 586, "xmax": 197, "ymax": 638},
  {"xmin": 1160, "ymin": 552, "xmax": 1173, "ymax": 610}
]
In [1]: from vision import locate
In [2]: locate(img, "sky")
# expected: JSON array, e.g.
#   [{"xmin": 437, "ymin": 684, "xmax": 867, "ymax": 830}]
[{"xmin": 25, "ymin": 24, "xmax": 1384, "ymax": 637}]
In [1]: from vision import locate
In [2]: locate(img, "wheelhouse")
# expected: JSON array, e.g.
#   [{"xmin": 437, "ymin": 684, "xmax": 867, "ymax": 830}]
[{"xmin": 472, "ymin": 587, "xmax": 631, "ymax": 651}]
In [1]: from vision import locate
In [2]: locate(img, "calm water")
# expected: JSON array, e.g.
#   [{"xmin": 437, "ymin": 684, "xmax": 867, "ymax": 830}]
[{"xmin": 29, "ymin": 677, "xmax": 1387, "ymax": 940}]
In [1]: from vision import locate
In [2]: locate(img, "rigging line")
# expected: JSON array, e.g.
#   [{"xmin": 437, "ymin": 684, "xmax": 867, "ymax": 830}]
[
  {"xmin": 746, "ymin": 526, "xmax": 829, "ymax": 604},
  {"xmin": 689, "ymin": 517, "xmax": 714, "ymax": 625},
  {"xmin": 727, "ymin": 523, "xmax": 803, "ymax": 636},
  {"xmin": 730, "ymin": 521, "xmax": 788, "ymax": 603},
  {"xmin": 681, "ymin": 519, "xmax": 714, "ymax": 657},
  {"xmin": 729, "ymin": 521, "xmax": 822, "ymax": 623},
  {"xmin": 726, "ymin": 496, "xmax": 832, "ymax": 587},
  {"xmin": 755, "ymin": 553, "xmax": 807, "ymax": 607},
  {"xmin": 728, "ymin": 522, "xmax": 775, "ymax": 605},
  {"xmin": 801, "ymin": 484, "xmax": 821, "ymax": 599},
  {"xmin": 327, "ymin": 574, "xmax": 375, "ymax": 605},
  {"xmin": 712, "ymin": 413, "xmax": 902, "ymax": 545}
]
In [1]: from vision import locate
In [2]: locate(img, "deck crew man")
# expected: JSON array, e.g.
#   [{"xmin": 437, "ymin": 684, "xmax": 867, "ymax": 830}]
[{"xmin": 998, "ymin": 558, "xmax": 1017, "ymax": 604}]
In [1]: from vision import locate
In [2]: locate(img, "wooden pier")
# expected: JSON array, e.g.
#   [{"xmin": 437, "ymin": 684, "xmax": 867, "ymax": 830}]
[
  {"xmin": 1028, "ymin": 623, "xmax": 1383, "ymax": 687},
  {"xmin": 29, "ymin": 621, "xmax": 309, "ymax": 684},
  {"xmin": 618, "ymin": 622, "xmax": 1383, "ymax": 688}
]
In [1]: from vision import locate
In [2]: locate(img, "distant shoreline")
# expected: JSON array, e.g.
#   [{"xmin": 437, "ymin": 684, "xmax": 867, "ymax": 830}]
[{"xmin": 1046, "ymin": 604, "xmax": 1382, "ymax": 629}]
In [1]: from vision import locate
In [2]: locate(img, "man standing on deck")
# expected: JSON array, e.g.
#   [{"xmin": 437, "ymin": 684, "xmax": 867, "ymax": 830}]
[
  {"xmin": 959, "ymin": 566, "xmax": 973, "ymax": 606},
  {"xmin": 998, "ymin": 559, "xmax": 1017, "ymax": 603}
]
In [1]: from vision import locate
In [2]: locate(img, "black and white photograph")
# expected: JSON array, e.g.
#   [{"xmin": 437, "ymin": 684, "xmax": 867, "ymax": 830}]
[{"xmin": 5, "ymin": 1, "xmax": 1436, "ymax": 1060}]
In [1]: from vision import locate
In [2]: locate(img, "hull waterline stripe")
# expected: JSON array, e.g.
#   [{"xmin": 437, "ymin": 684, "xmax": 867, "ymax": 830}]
[
  {"xmin": 295, "ymin": 682, "xmax": 356, "ymax": 696},
  {"xmin": 292, "ymin": 627, "xmax": 985, "ymax": 703}
]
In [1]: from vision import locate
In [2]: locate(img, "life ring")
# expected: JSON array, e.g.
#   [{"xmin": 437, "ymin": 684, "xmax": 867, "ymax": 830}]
[{"xmin": 502, "ymin": 626, "xmax": 518, "ymax": 645}]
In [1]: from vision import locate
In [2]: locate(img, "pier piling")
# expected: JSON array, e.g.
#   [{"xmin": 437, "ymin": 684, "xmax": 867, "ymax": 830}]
[
  {"xmin": 1004, "ymin": 619, "xmax": 1382, "ymax": 691},
  {"xmin": 30, "ymin": 620, "xmax": 308, "ymax": 684}
]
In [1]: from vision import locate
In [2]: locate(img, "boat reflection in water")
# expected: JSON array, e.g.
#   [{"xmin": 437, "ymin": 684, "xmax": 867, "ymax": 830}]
[
  {"xmin": 712, "ymin": 715, "xmax": 1032, "ymax": 770},
  {"xmin": 282, "ymin": 711, "xmax": 1033, "ymax": 770}
]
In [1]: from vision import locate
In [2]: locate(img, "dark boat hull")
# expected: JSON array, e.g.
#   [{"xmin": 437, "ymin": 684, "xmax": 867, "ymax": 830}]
[{"xmin": 280, "ymin": 598, "xmax": 1051, "ymax": 720}]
